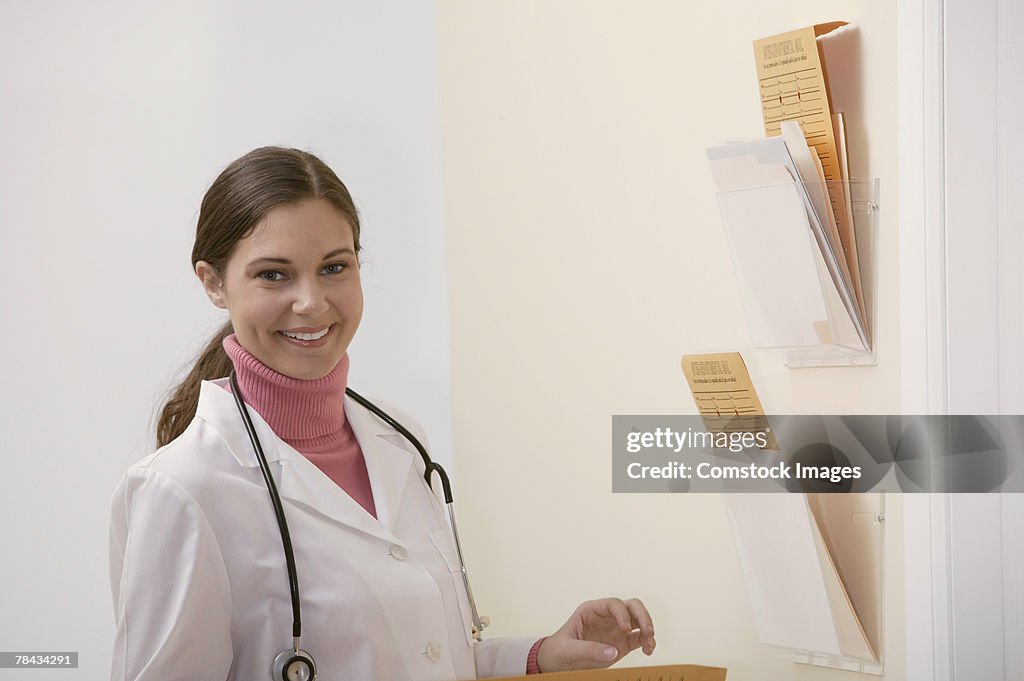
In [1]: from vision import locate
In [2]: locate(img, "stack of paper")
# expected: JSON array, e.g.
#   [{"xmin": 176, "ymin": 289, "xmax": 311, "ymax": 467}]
[{"xmin": 705, "ymin": 22, "xmax": 869, "ymax": 354}]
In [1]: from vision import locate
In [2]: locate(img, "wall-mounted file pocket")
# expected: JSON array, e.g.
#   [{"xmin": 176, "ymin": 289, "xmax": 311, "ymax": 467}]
[
  {"xmin": 724, "ymin": 493, "xmax": 886, "ymax": 675},
  {"xmin": 712, "ymin": 177, "xmax": 879, "ymax": 368}
]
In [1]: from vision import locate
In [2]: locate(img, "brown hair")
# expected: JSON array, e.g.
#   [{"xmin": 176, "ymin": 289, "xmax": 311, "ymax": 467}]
[{"xmin": 156, "ymin": 146, "xmax": 361, "ymax": 448}]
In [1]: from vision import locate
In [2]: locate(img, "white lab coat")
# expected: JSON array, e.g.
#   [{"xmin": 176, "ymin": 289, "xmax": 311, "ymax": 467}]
[{"xmin": 109, "ymin": 378, "xmax": 535, "ymax": 681}]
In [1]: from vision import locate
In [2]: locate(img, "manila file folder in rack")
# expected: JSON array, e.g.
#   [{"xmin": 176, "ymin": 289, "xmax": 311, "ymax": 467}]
[
  {"xmin": 492, "ymin": 665, "xmax": 727, "ymax": 681},
  {"xmin": 723, "ymin": 493, "xmax": 885, "ymax": 675},
  {"xmin": 706, "ymin": 139, "xmax": 879, "ymax": 368}
]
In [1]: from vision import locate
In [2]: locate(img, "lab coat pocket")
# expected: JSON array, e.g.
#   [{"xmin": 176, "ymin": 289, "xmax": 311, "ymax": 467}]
[{"xmin": 428, "ymin": 529, "xmax": 476, "ymax": 647}]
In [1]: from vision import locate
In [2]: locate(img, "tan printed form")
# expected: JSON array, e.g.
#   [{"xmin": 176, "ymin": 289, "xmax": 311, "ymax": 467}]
[
  {"xmin": 680, "ymin": 352, "xmax": 778, "ymax": 450},
  {"xmin": 754, "ymin": 22, "xmax": 864, "ymax": 328}
]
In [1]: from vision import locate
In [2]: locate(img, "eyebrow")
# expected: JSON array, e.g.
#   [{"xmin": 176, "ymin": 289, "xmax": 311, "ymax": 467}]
[{"xmin": 246, "ymin": 248, "xmax": 355, "ymax": 267}]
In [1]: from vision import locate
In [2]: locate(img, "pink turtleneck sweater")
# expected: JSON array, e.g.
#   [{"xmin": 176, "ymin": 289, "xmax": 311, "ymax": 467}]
[
  {"xmin": 221, "ymin": 334, "xmax": 377, "ymax": 518},
  {"xmin": 220, "ymin": 335, "xmax": 544, "ymax": 673}
]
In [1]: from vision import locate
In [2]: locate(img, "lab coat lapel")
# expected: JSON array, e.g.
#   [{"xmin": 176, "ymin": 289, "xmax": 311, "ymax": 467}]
[
  {"xmin": 197, "ymin": 379, "xmax": 288, "ymax": 470},
  {"xmin": 275, "ymin": 443, "xmax": 398, "ymax": 544},
  {"xmin": 197, "ymin": 379, "xmax": 408, "ymax": 544},
  {"xmin": 343, "ymin": 395, "xmax": 417, "ymax": 535}
]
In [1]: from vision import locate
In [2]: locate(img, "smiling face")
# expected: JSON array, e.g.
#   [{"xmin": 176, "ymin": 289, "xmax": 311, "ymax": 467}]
[{"xmin": 195, "ymin": 198, "xmax": 363, "ymax": 380}]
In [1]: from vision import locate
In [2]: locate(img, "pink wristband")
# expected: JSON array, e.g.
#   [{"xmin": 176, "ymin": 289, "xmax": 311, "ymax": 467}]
[{"xmin": 526, "ymin": 637, "xmax": 546, "ymax": 674}]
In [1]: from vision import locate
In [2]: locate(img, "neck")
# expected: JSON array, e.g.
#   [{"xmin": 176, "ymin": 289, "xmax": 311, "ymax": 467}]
[{"xmin": 222, "ymin": 334, "xmax": 349, "ymax": 447}]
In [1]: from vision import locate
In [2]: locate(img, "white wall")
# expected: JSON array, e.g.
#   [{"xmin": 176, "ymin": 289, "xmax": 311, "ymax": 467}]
[
  {"xmin": 438, "ymin": 2, "xmax": 903, "ymax": 680},
  {"xmin": 0, "ymin": 1, "xmax": 450, "ymax": 676}
]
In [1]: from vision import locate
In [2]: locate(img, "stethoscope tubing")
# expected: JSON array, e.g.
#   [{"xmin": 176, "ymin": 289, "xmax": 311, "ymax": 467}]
[
  {"xmin": 228, "ymin": 371, "xmax": 487, "ymax": 663},
  {"xmin": 229, "ymin": 370, "xmax": 304, "ymax": 640},
  {"xmin": 344, "ymin": 387, "xmax": 486, "ymax": 637},
  {"xmin": 343, "ymin": 387, "xmax": 454, "ymax": 503}
]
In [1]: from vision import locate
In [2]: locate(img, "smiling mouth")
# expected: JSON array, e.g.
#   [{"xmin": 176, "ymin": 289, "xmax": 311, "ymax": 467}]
[{"xmin": 278, "ymin": 324, "xmax": 334, "ymax": 343}]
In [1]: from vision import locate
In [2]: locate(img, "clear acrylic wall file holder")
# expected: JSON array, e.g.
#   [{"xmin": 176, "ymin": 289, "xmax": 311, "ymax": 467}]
[
  {"xmin": 714, "ymin": 178, "xmax": 879, "ymax": 368},
  {"xmin": 724, "ymin": 493, "xmax": 886, "ymax": 675}
]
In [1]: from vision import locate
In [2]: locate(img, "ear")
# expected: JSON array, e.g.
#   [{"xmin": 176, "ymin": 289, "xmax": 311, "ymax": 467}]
[{"xmin": 195, "ymin": 261, "xmax": 228, "ymax": 309}]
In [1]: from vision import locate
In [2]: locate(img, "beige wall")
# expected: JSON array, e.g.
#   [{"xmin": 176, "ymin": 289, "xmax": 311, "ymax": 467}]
[{"xmin": 437, "ymin": 2, "xmax": 902, "ymax": 679}]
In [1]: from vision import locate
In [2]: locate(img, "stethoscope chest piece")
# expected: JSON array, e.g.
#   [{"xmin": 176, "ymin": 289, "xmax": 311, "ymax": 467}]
[{"xmin": 273, "ymin": 647, "xmax": 316, "ymax": 681}]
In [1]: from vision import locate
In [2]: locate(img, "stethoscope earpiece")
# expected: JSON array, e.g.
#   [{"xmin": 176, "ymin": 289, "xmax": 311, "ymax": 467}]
[{"xmin": 273, "ymin": 647, "xmax": 316, "ymax": 681}]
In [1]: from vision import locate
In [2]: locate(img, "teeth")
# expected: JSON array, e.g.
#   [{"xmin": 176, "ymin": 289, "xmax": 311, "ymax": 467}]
[{"xmin": 282, "ymin": 327, "xmax": 330, "ymax": 341}]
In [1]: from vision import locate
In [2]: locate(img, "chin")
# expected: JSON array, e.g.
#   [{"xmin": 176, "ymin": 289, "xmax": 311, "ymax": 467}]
[{"xmin": 290, "ymin": 357, "xmax": 343, "ymax": 381}]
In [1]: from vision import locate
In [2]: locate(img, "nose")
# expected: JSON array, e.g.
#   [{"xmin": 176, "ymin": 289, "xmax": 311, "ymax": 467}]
[{"xmin": 292, "ymin": 277, "xmax": 329, "ymax": 317}]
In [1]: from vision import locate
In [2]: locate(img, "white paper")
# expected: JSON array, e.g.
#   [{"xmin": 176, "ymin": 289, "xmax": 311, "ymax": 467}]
[
  {"xmin": 723, "ymin": 494, "xmax": 842, "ymax": 654},
  {"xmin": 706, "ymin": 139, "xmax": 867, "ymax": 351},
  {"xmin": 723, "ymin": 494, "xmax": 878, "ymax": 661}
]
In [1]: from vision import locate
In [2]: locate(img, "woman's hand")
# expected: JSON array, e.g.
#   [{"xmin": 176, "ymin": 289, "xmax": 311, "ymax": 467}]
[{"xmin": 536, "ymin": 598, "xmax": 656, "ymax": 673}]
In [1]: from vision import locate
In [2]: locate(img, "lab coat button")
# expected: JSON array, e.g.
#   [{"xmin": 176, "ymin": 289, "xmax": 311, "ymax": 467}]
[
  {"xmin": 389, "ymin": 544, "xmax": 407, "ymax": 561},
  {"xmin": 425, "ymin": 641, "xmax": 442, "ymax": 661}
]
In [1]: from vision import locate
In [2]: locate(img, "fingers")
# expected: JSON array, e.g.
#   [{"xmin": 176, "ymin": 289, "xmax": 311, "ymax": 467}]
[
  {"xmin": 627, "ymin": 629, "xmax": 657, "ymax": 656},
  {"xmin": 626, "ymin": 598, "xmax": 659, "ymax": 655},
  {"xmin": 585, "ymin": 598, "xmax": 654, "ymax": 635},
  {"xmin": 598, "ymin": 597, "xmax": 656, "ymax": 655},
  {"xmin": 540, "ymin": 636, "xmax": 621, "ymax": 673},
  {"xmin": 622, "ymin": 598, "xmax": 655, "ymax": 639},
  {"xmin": 576, "ymin": 597, "xmax": 657, "ymax": 656},
  {"xmin": 600, "ymin": 598, "xmax": 634, "ymax": 634},
  {"xmin": 571, "ymin": 639, "xmax": 621, "ymax": 666}
]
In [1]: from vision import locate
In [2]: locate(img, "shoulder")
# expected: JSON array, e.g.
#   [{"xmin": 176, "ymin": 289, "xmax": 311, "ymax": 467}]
[{"xmin": 112, "ymin": 416, "xmax": 238, "ymax": 516}]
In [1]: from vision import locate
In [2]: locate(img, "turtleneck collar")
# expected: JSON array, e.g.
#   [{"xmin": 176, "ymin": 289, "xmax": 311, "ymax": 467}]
[{"xmin": 222, "ymin": 334, "xmax": 349, "ymax": 448}]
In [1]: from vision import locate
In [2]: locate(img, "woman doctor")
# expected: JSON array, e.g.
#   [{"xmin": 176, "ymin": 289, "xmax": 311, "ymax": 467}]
[{"xmin": 109, "ymin": 146, "xmax": 656, "ymax": 681}]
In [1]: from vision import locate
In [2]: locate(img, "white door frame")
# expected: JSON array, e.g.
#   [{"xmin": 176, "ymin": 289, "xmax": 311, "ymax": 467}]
[{"xmin": 899, "ymin": 0, "xmax": 1022, "ymax": 679}]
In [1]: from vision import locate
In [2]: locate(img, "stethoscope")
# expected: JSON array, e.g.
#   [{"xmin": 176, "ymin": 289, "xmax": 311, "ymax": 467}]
[{"xmin": 228, "ymin": 370, "xmax": 489, "ymax": 681}]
